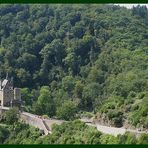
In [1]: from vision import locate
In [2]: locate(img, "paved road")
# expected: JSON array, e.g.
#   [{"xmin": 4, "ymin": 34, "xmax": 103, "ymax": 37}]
[
  {"xmin": 96, "ymin": 124, "xmax": 127, "ymax": 136},
  {"xmin": 80, "ymin": 118, "xmax": 147, "ymax": 136},
  {"xmin": 86, "ymin": 123, "xmax": 125, "ymax": 136},
  {"xmin": 1, "ymin": 108, "xmax": 148, "ymax": 136},
  {"xmin": 86, "ymin": 123, "xmax": 147, "ymax": 136}
]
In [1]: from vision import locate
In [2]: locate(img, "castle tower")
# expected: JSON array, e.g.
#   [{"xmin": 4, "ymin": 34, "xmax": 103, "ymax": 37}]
[
  {"xmin": 14, "ymin": 88, "xmax": 21, "ymax": 101},
  {"xmin": 0, "ymin": 74, "xmax": 14, "ymax": 106},
  {"xmin": 0, "ymin": 75, "xmax": 21, "ymax": 108},
  {"xmin": 2, "ymin": 79, "xmax": 14, "ymax": 107}
]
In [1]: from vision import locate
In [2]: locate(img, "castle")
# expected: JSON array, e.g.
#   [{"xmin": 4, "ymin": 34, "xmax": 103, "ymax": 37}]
[{"xmin": 0, "ymin": 75, "xmax": 21, "ymax": 107}]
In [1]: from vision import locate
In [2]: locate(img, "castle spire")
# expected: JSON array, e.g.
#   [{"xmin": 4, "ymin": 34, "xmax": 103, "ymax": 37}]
[
  {"xmin": 6, "ymin": 72, "xmax": 8, "ymax": 80},
  {"xmin": 10, "ymin": 77, "xmax": 14, "ymax": 88}
]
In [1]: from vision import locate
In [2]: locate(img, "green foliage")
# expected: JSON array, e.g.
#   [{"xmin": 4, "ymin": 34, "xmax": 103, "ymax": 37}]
[
  {"xmin": 21, "ymin": 88, "xmax": 33, "ymax": 106},
  {"xmin": 132, "ymin": 5, "xmax": 148, "ymax": 18},
  {"xmin": 100, "ymin": 134, "xmax": 118, "ymax": 144},
  {"xmin": 0, "ymin": 126, "xmax": 9, "ymax": 144},
  {"xmin": 36, "ymin": 120, "xmax": 148, "ymax": 144},
  {"xmin": 3, "ymin": 122, "xmax": 42, "ymax": 144},
  {"xmin": 137, "ymin": 133, "xmax": 148, "ymax": 144},
  {"xmin": 128, "ymin": 97, "xmax": 148, "ymax": 128},
  {"xmin": 62, "ymin": 76, "xmax": 75, "ymax": 94},
  {"xmin": 74, "ymin": 80, "xmax": 84, "ymax": 98},
  {"xmin": 3, "ymin": 108, "xmax": 19, "ymax": 125},
  {"xmin": 0, "ymin": 120, "xmax": 147, "ymax": 144},
  {"xmin": 0, "ymin": 4, "xmax": 147, "ymax": 129},
  {"xmin": 117, "ymin": 132, "xmax": 137, "ymax": 144},
  {"xmin": 38, "ymin": 120, "xmax": 102, "ymax": 144},
  {"xmin": 80, "ymin": 111, "xmax": 94, "ymax": 118},
  {"xmin": 33, "ymin": 86, "xmax": 56, "ymax": 117},
  {"xmin": 56, "ymin": 101, "xmax": 78, "ymax": 120}
]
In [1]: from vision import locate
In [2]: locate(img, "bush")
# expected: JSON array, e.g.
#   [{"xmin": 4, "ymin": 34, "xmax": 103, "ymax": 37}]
[
  {"xmin": 100, "ymin": 134, "xmax": 118, "ymax": 144},
  {"xmin": 128, "ymin": 111, "xmax": 141, "ymax": 126},
  {"xmin": 118, "ymin": 132, "xmax": 137, "ymax": 144},
  {"xmin": 0, "ymin": 126, "xmax": 10, "ymax": 144},
  {"xmin": 39, "ymin": 120, "xmax": 102, "ymax": 144},
  {"xmin": 42, "ymin": 115, "xmax": 49, "ymax": 119},
  {"xmin": 137, "ymin": 133, "xmax": 148, "ymax": 144},
  {"xmin": 107, "ymin": 110, "xmax": 123, "ymax": 120},
  {"xmin": 56, "ymin": 101, "xmax": 78, "ymax": 120},
  {"xmin": 112, "ymin": 116, "xmax": 123, "ymax": 127},
  {"xmin": 81, "ymin": 112, "xmax": 94, "ymax": 118},
  {"xmin": 140, "ymin": 105, "xmax": 148, "ymax": 117},
  {"xmin": 3, "ymin": 107, "xmax": 19, "ymax": 125},
  {"xmin": 137, "ymin": 92, "xmax": 145, "ymax": 99},
  {"xmin": 127, "ymin": 91, "xmax": 136, "ymax": 99},
  {"xmin": 131, "ymin": 104, "xmax": 139, "ymax": 111}
]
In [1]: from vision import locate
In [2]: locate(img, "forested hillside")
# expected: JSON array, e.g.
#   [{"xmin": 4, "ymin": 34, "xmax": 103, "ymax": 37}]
[{"xmin": 0, "ymin": 4, "xmax": 148, "ymax": 130}]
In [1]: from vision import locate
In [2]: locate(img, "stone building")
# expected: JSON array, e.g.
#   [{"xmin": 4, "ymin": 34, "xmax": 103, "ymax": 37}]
[{"xmin": 0, "ymin": 76, "xmax": 21, "ymax": 107}]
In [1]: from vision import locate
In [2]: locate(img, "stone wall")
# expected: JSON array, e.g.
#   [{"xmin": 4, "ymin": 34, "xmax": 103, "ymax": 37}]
[
  {"xmin": 20, "ymin": 112, "xmax": 49, "ymax": 135},
  {"xmin": 3, "ymin": 86, "xmax": 14, "ymax": 106},
  {"xmin": 20, "ymin": 112, "xmax": 64, "ymax": 135}
]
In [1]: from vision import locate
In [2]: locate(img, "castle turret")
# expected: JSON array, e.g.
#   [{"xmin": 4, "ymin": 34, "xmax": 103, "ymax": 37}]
[
  {"xmin": 14, "ymin": 88, "xmax": 21, "ymax": 101},
  {"xmin": 0, "ymin": 75, "xmax": 21, "ymax": 108}
]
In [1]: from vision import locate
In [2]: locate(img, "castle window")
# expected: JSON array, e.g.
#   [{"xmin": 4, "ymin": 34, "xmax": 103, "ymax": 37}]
[{"xmin": 10, "ymin": 87, "xmax": 13, "ymax": 90}]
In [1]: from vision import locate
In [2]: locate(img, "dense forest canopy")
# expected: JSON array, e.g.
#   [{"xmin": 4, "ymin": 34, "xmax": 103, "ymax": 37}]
[{"xmin": 0, "ymin": 4, "xmax": 148, "ymax": 130}]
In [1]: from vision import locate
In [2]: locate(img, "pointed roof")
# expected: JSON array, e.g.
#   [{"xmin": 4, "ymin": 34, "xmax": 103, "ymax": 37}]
[{"xmin": 2, "ymin": 79, "xmax": 8, "ymax": 89}]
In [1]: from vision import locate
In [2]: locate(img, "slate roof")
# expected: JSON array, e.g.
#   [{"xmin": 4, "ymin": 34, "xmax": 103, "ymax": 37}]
[{"xmin": 2, "ymin": 79, "xmax": 8, "ymax": 87}]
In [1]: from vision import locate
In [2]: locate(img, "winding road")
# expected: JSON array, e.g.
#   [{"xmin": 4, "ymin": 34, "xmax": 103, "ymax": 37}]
[
  {"xmin": 0, "ymin": 106, "xmax": 147, "ymax": 136},
  {"xmin": 86, "ymin": 123, "xmax": 147, "ymax": 136},
  {"xmin": 21, "ymin": 112, "xmax": 148, "ymax": 136}
]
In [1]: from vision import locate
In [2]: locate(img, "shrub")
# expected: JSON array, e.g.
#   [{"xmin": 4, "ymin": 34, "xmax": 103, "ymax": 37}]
[
  {"xmin": 137, "ymin": 133, "xmax": 148, "ymax": 144},
  {"xmin": 42, "ymin": 115, "xmax": 49, "ymax": 119},
  {"xmin": 112, "ymin": 116, "xmax": 123, "ymax": 127},
  {"xmin": 137, "ymin": 92, "xmax": 145, "ymax": 99},
  {"xmin": 131, "ymin": 104, "xmax": 139, "ymax": 111},
  {"xmin": 100, "ymin": 134, "xmax": 118, "ymax": 144},
  {"xmin": 3, "ymin": 107, "xmax": 19, "ymax": 125},
  {"xmin": 0, "ymin": 126, "xmax": 10, "ymax": 144},
  {"xmin": 127, "ymin": 91, "xmax": 136, "ymax": 99},
  {"xmin": 56, "ymin": 101, "xmax": 78, "ymax": 120}
]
